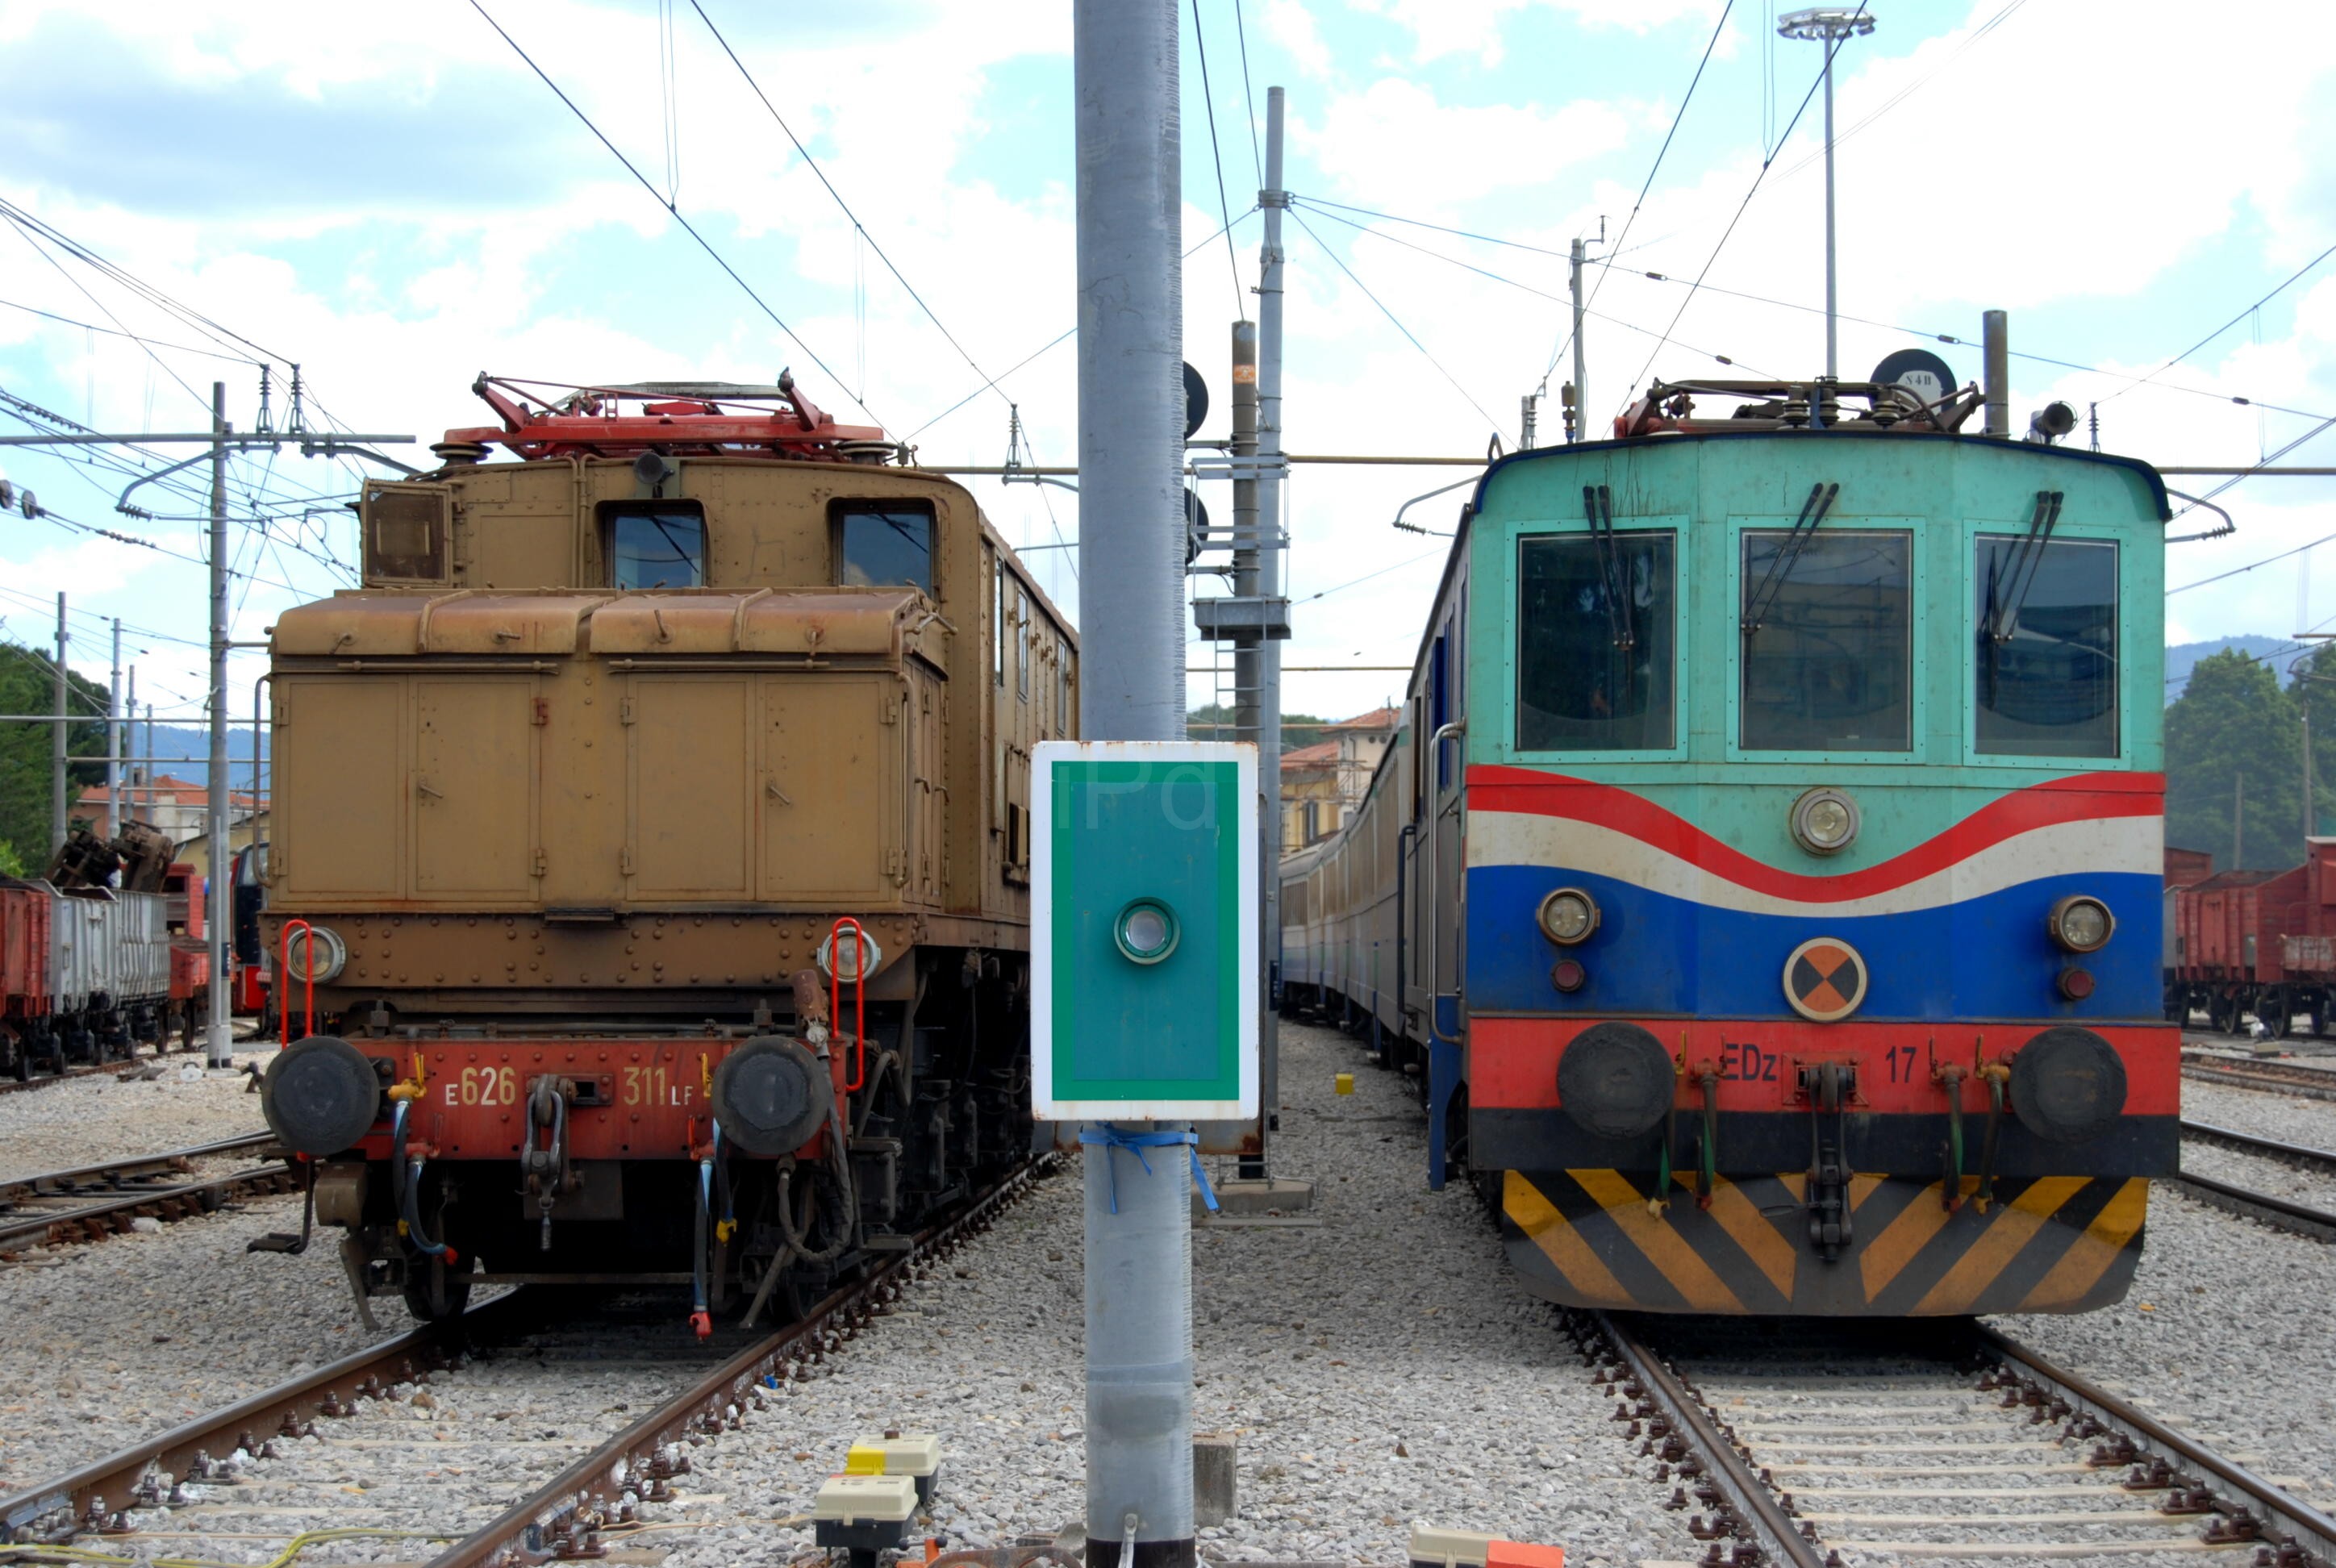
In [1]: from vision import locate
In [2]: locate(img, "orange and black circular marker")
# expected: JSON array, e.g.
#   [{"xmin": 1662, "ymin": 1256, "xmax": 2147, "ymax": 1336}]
[{"xmin": 1783, "ymin": 936, "xmax": 1868, "ymax": 1023}]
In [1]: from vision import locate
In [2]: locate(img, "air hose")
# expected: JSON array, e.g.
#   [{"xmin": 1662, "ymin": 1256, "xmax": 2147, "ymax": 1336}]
[{"xmin": 390, "ymin": 1100, "xmax": 454, "ymax": 1261}]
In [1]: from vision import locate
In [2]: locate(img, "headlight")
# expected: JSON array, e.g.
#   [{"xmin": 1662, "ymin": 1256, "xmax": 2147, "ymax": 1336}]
[
  {"xmin": 1537, "ymin": 888, "xmax": 1600, "ymax": 946},
  {"xmin": 2048, "ymin": 895, "xmax": 2114, "ymax": 953},
  {"xmin": 1113, "ymin": 899, "xmax": 1180, "ymax": 965},
  {"xmin": 282, "ymin": 924, "xmax": 348, "ymax": 985},
  {"xmin": 1789, "ymin": 787, "xmax": 1859, "ymax": 855},
  {"xmin": 816, "ymin": 927, "xmax": 884, "ymax": 982}
]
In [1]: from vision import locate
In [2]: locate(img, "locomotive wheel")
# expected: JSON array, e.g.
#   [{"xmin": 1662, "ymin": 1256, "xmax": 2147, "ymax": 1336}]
[{"xmin": 403, "ymin": 1255, "xmax": 473, "ymax": 1324}]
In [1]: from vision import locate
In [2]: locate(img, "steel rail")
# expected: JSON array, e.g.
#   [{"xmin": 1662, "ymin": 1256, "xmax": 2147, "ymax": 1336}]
[
  {"xmin": 0, "ymin": 1160, "xmax": 298, "ymax": 1250},
  {"xmin": 1591, "ymin": 1312, "xmax": 1829, "ymax": 1568},
  {"xmin": 2175, "ymin": 1168, "xmax": 2336, "ymax": 1239},
  {"xmin": 0, "ymin": 1294, "xmax": 532, "ymax": 1540},
  {"xmin": 0, "ymin": 1055, "xmax": 157, "ymax": 1097},
  {"xmin": 2181, "ymin": 1053, "xmax": 2336, "ymax": 1103},
  {"xmin": 0, "ymin": 1132, "xmax": 273, "ymax": 1201},
  {"xmin": 2182, "ymin": 1118, "xmax": 2336, "ymax": 1172},
  {"xmin": 426, "ymin": 1153, "xmax": 1061, "ymax": 1568},
  {"xmin": 1979, "ymin": 1324, "xmax": 2336, "ymax": 1563}
]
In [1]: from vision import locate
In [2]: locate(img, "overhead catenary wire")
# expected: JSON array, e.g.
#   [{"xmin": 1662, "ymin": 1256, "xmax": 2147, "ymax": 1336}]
[
  {"xmin": 1289, "ymin": 209, "xmax": 1505, "ymax": 439},
  {"xmin": 1191, "ymin": 0, "xmax": 1247, "ymax": 314},
  {"xmin": 469, "ymin": 0, "xmax": 882, "ymax": 434},
  {"xmin": 2102, "ymin": 236, "xmax": 2336, "ymax": 408},
  {"xmin": 1228, "ymin": 0, "xmax": 1264, "ymax": 188},
  {"xmin": 1299, "ymin": 202, "xmax": 1776, "ymax": 381},
  {"xmin": 1615, "ymin": 4, "xmax": 1867, "ymax": 416},
  {"xmin": 0, "ymin": 298, "xmax": 259, "ymax": 365},
  {"xmin": 1545, "ymin": 0, "xmax": 1735, "ymax": 381}
]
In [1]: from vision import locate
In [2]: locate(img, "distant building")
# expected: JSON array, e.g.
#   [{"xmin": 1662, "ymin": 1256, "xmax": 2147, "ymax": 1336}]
[
  {"xmin": 77, "ymin": 771, "xmax": 264, "ymax": 851},
  {"xmin": 1279, "ymin": 706, "xmax": 1400, "ymax": 852}
]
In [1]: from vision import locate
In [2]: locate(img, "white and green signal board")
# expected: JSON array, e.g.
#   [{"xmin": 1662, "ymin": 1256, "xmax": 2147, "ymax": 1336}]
[{"xmin": 1031, "ymin": 740, "xmax": 1258, "ymax": 1121}]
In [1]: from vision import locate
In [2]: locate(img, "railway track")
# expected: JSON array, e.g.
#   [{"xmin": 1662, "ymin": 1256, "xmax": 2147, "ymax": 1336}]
[
  {"xmin": 0, "ymin": 1050, "xmax": 178, "ymax": 1098},
  {"xmin": 1581, "ymin": 1312, "xmax": 2336, "ymax": 1567},
  {"xmin": 0, "ymin": 1132, "xmax": 296, "ymax": 1253},
  {"xmin": 2178, "ymin": 1119, "xmax": 2336, "ymax": 1241},
  {"xmin": 1, "ymin": 1154, "xmax": 1058, "ymax": 1566},
  {"xmin": 2181, "ymin": 1050, "xmax": 2336, "ymax": 1103}
]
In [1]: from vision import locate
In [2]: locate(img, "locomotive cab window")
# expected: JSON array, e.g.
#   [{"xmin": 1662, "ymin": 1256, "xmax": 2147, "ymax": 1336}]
[
  {"xmin": 603, "ymin": 503, "xmax": 706, "ymax": 590},
  {"xmin": 1739, "ymin": 528, "xmax": 1913, "ymax": 753},
  {"xmin": 1516, "ymin": 532, "xmax": 1676, "ymax": 751},
  {"xmin": 836, "ymin": 503, "xmax": 933, "ymax": 594},
  {"xmin": 1975, "ymin": 534, "xmax": 2118, "ymax": 757},
  {"xmin": 363, "ymin": 483, "xmax": 450, "ymax": 582}
]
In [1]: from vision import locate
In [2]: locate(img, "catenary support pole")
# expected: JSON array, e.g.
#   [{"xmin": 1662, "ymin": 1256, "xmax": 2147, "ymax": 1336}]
[
  {"xmin": 207, "ymin": 382, "xmax": 232, "ymax": 1066},
  {"xmin": 107, "ymin": 619, "xmax": 120, "ymax": 840},
  {"xmin": 1073, "ymin": 2, "xmax": 1192, "ymax": 1563},
  {"xmin": 51, "ymin": 594, "xmax": 67, "ymax": 851},
  {"xmin": 123, "ymin": 668, "xmax": 136, "ymax": 825},
  {"xmin": 1821, "ymin": 40, "xmax": 1837, "ymax": 379},
  {"xmin": 1231, "ymin": 315, "xmax": 1264, "ymax": 1185},
  {"xmin": 1570, "ymin": 237, "xmax": 1588, "ymax": 443},
  {"xmin": 1257, "ymin": 85, "xmax": 1287, "ymax": 1162}
]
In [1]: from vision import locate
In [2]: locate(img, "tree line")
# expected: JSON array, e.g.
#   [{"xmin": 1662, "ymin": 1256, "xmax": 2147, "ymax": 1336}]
[{"xmin": 2166, "ymin": 644, "xmax": 2336, "ymax": 870}]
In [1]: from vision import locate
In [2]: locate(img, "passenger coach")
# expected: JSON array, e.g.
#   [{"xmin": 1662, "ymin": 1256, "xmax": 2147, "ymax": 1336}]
[{"xmin": 1282, "ymin": 374, "xmax": 2175, "ymax": 1316}]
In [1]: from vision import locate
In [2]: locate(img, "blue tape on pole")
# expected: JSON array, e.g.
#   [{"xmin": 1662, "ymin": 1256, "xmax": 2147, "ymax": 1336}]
[{"xmin": 1077, "ymin": 1125, "xmax": 1220, "ymax": 1215}]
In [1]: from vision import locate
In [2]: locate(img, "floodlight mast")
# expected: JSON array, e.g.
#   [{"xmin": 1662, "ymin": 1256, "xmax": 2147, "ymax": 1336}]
[{"xmin": 1778, "ymin": 6, "xmax": 1875, "ymax": 380}]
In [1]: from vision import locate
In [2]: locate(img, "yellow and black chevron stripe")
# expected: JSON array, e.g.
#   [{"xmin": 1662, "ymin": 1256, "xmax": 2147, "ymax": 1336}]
[{"xmin": 1503, "ymin": 1169, "xmax": 2148, "ymax": 1316}]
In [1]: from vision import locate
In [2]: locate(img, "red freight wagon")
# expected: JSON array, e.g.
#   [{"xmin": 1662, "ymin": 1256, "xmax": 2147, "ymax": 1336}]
[
  {"xmin": 0, "ymin": 882, "xmax": 52, "ymax": 1078},
  {"xmin": 2171, "ymin": 866, "xmax": 2305, "ymax": 1034},
  {"xmin": 2166, "ymin": 844, "xmax": 2216, "ymax": 889}
]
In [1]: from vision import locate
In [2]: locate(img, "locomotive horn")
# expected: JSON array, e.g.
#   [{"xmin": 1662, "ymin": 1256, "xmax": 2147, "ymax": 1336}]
[{"xmin": 261, "ymin": 1036, "xmax": 384, "ymax": 1157}]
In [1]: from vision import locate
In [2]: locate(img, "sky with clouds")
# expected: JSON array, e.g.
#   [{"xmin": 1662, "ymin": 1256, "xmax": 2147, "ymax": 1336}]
[{"xmin": 1, "ymin": 0, "xmax": 2331, "ymax": 731}]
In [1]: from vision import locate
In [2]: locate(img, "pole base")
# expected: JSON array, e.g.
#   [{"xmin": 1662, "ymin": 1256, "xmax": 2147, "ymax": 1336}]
[{"xmin": 1085, "ymin": 1537, "xmax": 1196, "ymax": 1568}]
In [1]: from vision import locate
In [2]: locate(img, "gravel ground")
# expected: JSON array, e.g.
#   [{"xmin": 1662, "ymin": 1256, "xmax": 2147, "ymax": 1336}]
[
  {"xmin": 1991, "ymin": 1182, "xmax": 2336, "ymax": 1512},
  {"xmin": 0, "ymin": 1046, "xmax": 278, "ymax": 1182},
  {"xmin": 661, "ymin": 1020, "xmax": 1702, "ymax": 1568},
  {"xmin": 0, "ymin": 1185, "xmax": 402, "ymax": 1495},
  {"xmin": 2182, "ymin": 1078, "xmax": 2336, "ymax": 1149}
]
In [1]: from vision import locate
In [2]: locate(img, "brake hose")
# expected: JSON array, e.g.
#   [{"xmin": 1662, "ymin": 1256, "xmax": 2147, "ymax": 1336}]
[{"xmin": 390, "ymin": 1100, "xmax": 453, "ymax": 1260}]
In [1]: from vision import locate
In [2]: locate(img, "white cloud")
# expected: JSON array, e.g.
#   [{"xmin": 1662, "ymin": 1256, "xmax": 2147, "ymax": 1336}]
[
  {"xmin": 1350, "ymin": 0, "xmax": 1728, "ymax": 66},
  {"xmin": 1297, "ymin": 78, "xmax": 1632, "ymax": 207}
]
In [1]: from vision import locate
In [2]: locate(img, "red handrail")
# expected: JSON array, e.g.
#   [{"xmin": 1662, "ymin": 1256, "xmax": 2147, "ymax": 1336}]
[
  {"xmin": 278, "ymin": 919, "xmax": 317, "ymax": 1045},
  {"xmin": 829, "ymin": 917, "xmax": 869, "ymax": 1092}
]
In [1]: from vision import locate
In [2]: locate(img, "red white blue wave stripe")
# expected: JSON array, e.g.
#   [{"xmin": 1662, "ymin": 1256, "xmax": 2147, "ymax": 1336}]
[{"xmin": 1462, "ymin": 768, "xmax": 2164, "ymax": 1022}]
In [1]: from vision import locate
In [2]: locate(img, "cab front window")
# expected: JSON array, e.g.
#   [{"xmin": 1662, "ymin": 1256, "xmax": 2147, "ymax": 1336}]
[{"xmin": 607, "ymin": 504, "xmax": 706, "ymax": 590}]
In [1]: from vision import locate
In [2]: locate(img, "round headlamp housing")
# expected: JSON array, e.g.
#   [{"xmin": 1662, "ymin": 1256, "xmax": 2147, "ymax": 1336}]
[
  {"xmin": 1789, "ymin": 787, "xmax": 1860, "ymax": 856},
  {"xmin": 2048, "ymin": 895, "xmax": 2115, "ymax": 954},
  {"xmin": 1113, "ymin": 898, "xmax": 1180, "ymax": 965},
  {"xmin": 1537, "ymin": 887, "xmax": 1600, "ymax": 946},
  {"xmin": 280, "ymin": 924, "xmax": 348, "ymax": 985}
]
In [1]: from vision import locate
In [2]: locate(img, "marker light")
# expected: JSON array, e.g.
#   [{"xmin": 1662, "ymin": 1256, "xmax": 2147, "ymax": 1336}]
[
  {"xmin": 1114, "ymin": 898, "xmax": 1180, "ymax": 965},
  {"xmin": 1790, "ymin": 787, "xmax": 1860, "ymax": 855},
  {"xmin": 1537, "ymin": 888, "xmax": 1600, "ymax": 945},
  {"xmin": 2048, "ymin": 895, "xmax": 2115, "ymax": 953}
]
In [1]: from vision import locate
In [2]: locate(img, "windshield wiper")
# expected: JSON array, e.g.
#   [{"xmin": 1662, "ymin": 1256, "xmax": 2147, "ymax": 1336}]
[{"xmin": 1740, "ymin": 482, "xmax": 1839, "ymax": 638}]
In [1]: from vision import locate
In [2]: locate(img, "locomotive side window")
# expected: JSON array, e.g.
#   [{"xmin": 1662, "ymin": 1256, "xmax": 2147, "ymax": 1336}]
[
  {"xmin": 364, "ymin": 483, "xmax": 449, "ymax": 582},
  {"xmin": 836, "ymin": 503, "xmax": 933, "ymax": 593},
  {"xmin": 1975, "ymin": 535, "xmax": 2118, "ymax": 757},
  {"xmin": 605, "ymin": 504, "xmax": 706, "ymax": 590},
  {"xmin": 1739, "ymin": 529, "xmax": 1913, "ymax": 753},
  {"xmin": 1516, "ymin": 532, "xmax": 1676, "ymax": 751}
]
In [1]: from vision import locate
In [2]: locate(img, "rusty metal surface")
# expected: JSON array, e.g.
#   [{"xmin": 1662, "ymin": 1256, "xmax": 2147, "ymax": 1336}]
[
  {"xmin": 0, "ymin": 1158, "xmax": 298, "ymax": 1251},
  {"xmin": 1589, "ymin": 1313, "xmax": 1829, "ymax": 1568},
  {"xmin": 1979, "ymin": 1324, "xmax": 2336, "ymax": 1563},
  {"xmin": 0, "ymin": 1293, "xmax": 534, "ymax": 1538},
  {"xmin": 0, "ymin": 1132, "xmax": 272, "ymax": 1202},
  {"xmin": 425, "ymin": 1153, "xmax": 1059, "ymax": 1568}
]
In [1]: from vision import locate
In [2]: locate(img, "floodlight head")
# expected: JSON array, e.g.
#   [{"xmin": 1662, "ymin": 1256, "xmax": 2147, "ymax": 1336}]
[{"xmin": 1779, "ymin": 6, "xmax": 1877, "ymax": 40}]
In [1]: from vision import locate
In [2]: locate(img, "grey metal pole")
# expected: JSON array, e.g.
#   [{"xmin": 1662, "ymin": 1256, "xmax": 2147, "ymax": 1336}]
[
  {"xmin": 1230, "ymin": 318, "xmax": 1263, "ymax": 1183},
  {"xmin": 123, "ymin": 668, "xmax": 136, "ymax": 825},
  {"xmin": 206, "ymin": 382, "xmax": 232, "ymax": 1066},
  {"xmin": 51, "ymin": 594, "xmax": 67, "ymax": 852},
  {"xmin": 1074, "ymin": 2, "xmax": 1191, "ymax": 1562},
  {"xmin": 1822, "ymin": 44, "xmax": 1838, "ymax": 380},
  {"xmin": 107, "ymin": 619, "xmax": 120, "ymax": 840},
  {"xmin": 1257, "ymin": 85, "xmax": 1287, "ymax": 1168},
  {"xmin": 1983, "ymin": 310, "xmax": 2010, "ymax": 438},
  {"xmin": 1569, "ymin": 238, "xmax": 1587, "ymax": 444}
]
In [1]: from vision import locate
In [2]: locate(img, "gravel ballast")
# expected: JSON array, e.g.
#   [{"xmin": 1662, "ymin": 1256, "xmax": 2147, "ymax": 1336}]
[
  {"xmin": 0, "ymin": 1188, "xmax": 405, "ymax": 1495},
  {"xmin": 0, "ymin": 1047, "xmax": 278, "ymax": 1182},
  {"xmin": 657, "ymin": 1019, "xmax": 1700, "ymax": 1568},
  {"xmin": 1992, "ymin": 1181, "xmax": 2336, "ymax": 1512},
  {"xmin": 2181, "ymin": 1078, "xmax": 2336, "ymax": 1150}
]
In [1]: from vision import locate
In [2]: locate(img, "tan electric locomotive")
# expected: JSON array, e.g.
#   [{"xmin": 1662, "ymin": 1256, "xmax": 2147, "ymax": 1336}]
[{"xmin": 256, "ymin": 375, "xmax": 1074, "ymax": 1329}]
